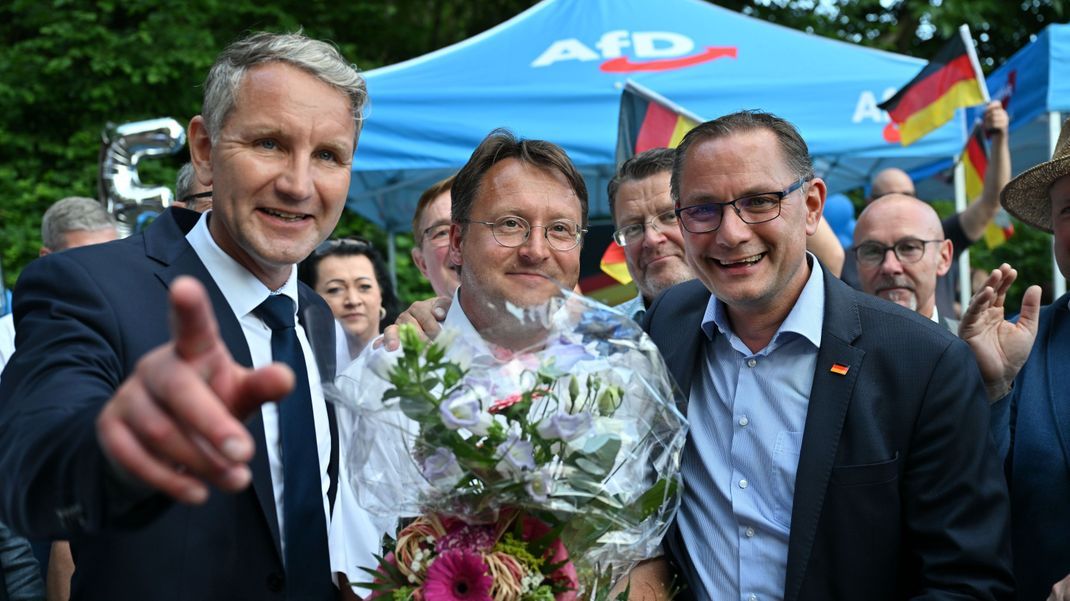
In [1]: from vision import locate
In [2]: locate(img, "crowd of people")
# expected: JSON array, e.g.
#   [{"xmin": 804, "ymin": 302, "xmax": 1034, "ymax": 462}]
[{"xmin": 0, "ymin": 28, "xmax": 1067, "ymax": 601}]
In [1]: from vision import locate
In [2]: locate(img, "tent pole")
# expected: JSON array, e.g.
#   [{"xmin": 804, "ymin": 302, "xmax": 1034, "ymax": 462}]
[
  {"xmin": 954, "ymin": 160, "xmax": 970, "ymax": 315},
  {"xmin": 387, "ymin": 231, "xmax": 398, "ymax": 293},
  {"xmin": 1051, "ymin": 111, "xmax": 1066, "ymax": 299}
]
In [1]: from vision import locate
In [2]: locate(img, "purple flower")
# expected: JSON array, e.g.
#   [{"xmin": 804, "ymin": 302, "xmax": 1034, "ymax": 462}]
[
  {"xmin": 543, "ymin": 341, "xmax": 594, "ymax": 375},
  {"xmin": 495, "ymin": 433, "xmax": 536, "ymax": 477},
  {"xmin": 422, "ymin": 447, "xmax": 464, "ymax": 489},
  {"xmin": 440, "ymin": 388, "xmax": 490, "ymax": 434},
  {"xmin": 536, "ymin": 411, "xmax": 592, "ymax": 442},
  {"xmin": 525, "ymin": 466, "xmax": 555, "ymax": 502}
]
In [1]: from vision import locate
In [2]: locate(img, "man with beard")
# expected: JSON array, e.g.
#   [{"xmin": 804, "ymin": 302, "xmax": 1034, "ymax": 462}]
[{"xmin": 851, "ymin": 193, "xmax": 957, "ymax": 332}]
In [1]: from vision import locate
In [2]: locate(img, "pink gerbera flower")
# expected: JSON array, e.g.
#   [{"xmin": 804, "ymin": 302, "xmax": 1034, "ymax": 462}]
[{"xmin": 422, "ymin": 550, "xmax": 493, "ymax": 601}]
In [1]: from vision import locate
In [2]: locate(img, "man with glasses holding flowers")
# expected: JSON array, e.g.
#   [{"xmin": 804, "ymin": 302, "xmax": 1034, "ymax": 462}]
[{"xmin": 635, "ymin": 110, "xmax": 1013, "ymax": 600}]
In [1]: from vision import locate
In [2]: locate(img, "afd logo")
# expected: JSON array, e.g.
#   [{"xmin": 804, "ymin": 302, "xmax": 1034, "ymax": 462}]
[{"xmin": 531, "ymin": 30, "xmax": 737, "ymax": 72}]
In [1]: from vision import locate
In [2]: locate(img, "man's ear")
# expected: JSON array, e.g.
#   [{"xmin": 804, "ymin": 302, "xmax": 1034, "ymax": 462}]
[
  {"xmin": 935, "ymin": 239, "xmax": 954, "ymax": 276},
  {"xmin": 448, "ymin": 223, "xmax": 464, "ymax": 269},
  {"xmin": 411, "ymin": 247, "xmax": 429, "ymax": 277},
  {"xmin": 804, "ymin": 177, "xmax": 827, "ymax": 236},
  {"xmin": 187, "ymin": 116, "xmax": 213, "ymax": 188}
]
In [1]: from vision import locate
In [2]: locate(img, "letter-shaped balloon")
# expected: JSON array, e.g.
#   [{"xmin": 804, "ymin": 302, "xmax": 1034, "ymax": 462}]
[{"xmin": 99, "ymin": 118, "xmax": 186, "ymax": 237}]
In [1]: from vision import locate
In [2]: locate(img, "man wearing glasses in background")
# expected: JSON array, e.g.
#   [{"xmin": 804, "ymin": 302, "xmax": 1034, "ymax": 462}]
[
  {"xmin": 175, "ymin": 162, "xmax": 213, "ymax": 213},
  {"xmin": 631, "ymin": 110, "xmax": 1012, "ymax": 600},
  {"xmin": 410, "ymin": 175, "xmax": 460, "ymax": 298},
  {"xmin": 851, "ymin": 194, "xmax": 958, "ymax": 332}
]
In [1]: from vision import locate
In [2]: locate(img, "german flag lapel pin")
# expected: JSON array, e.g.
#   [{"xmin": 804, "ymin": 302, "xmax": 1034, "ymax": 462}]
[{"xmin": 830, "ymin": 363, "xmax": 850, "ymax": 376}]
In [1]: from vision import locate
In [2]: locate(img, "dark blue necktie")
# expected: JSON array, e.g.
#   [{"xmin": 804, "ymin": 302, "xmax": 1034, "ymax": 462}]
[{"xmin": 255, "ymin": 295, "xmax": 332, "ymax": 600}]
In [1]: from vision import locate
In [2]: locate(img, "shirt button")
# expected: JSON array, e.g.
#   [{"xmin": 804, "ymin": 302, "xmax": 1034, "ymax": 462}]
[
  {"xmin": 747, "ymin": 358, "xmax": 757, "ymax": 368},
  {"xmin": 738, "ymin": 416, "xmax": 749, "ymax": 427},
  {"xmin": 745, "ymin": 527, "xmax": 755, "ymax": 538},
  {"xmin": 749, "ymin": 595, "xmax": 758, "ymax": 601},
  {"xmin": 738, "ymin": 479, "xmax": 748, "ymax": 489}
]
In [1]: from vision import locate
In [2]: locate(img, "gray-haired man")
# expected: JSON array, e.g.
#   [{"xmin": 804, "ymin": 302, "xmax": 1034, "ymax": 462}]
[{"xmin": 0, "ymin": 31, "xmax": 375, "ymax": 601}]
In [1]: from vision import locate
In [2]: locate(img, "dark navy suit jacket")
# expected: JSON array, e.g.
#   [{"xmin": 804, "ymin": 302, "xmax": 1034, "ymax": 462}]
[
  {"xmin": 0, "ymin": 208, "xmax": 338, "ymax": 601},
  {"xmin": 991, "ymin": 293, "xmax": 1070, "ymax": 600},
  {"xmin": 645, "ymin": 271, "xmax": 1014, "ymax": 601}
]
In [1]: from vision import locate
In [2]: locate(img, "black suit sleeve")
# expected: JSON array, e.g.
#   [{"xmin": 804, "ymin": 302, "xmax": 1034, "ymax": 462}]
[
  {"xmin": 0, "ymin": 253, "xmax": 165, "ymax": 539},
  {"xmin": 902, "ymin": 339, "xmax": 1014, "ymax": 600}
]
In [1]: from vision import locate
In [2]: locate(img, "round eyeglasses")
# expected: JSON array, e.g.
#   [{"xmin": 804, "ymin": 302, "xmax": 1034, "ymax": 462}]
[
  {"xmin": 463, "ymin": 215, "xmax": 586, "ymax": 252},
  {"xmin": 612, "ymin": 209, "xmax": 678, "ymax": 247},
  {"xmin": 675, "ymin": 177, "xmax": 810, "ymax": 234},
  {"xmin": 853, "ymin": 238, "xmax": 943, "ymax": 266}
]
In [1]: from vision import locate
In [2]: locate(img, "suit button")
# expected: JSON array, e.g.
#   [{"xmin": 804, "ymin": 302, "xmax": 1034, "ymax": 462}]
[{"xmin": 267, "ymin": 572, "xmax": 285, "ymax": 592}]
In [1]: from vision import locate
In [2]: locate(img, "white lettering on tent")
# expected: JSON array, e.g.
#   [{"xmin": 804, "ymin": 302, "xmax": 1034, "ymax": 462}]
[
  {"xmin": 532, "ymin": 31, "xmax": 699, "ymax": 67},
  {"xmin": 853, "ymin": 91, "xmax": 883, "ymax": 123},
  {"xmin": 596, "ymin": 30, "xmax": 631, "ymax": 58},
  {"xmin": 854, "ymin": 87, "xmax": 900, "ymax": 123},
  {"xmin": 531, "ymin": 39, "xmax": 600, "ymax": 67},
  {"xmin": 632, "ymin": 32, "xmax": 694, "ymax": 58}
]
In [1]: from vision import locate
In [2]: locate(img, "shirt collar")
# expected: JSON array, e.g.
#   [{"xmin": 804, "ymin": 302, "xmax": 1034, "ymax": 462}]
[
  {"xmin": 929, "ymin": 304, "xmax": 941, "ymax": 324},
  {"xmin": 701, "ymin": 253, "xmax": 825, "ymax": 351},
  {"xmin": 185, "ymin": 211, "xmax": 300, "ymax": 319}
]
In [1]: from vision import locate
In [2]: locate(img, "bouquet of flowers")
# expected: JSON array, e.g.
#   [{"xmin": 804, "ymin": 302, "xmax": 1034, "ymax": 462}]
[{"xmin": 336, "ymin": 292, "xmax": 687, "ymax": 600}]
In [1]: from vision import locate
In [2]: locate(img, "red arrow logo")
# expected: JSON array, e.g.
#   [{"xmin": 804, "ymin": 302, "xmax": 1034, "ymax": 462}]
[{"xmin": 600, "ymin": 46, "xmax": 737, "ymax": 73}]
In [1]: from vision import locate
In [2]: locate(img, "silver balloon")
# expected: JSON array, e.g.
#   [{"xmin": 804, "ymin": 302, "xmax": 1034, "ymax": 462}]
[{"xmin": 99, "ymin": 118, "xmax": 186, "ymax": 237}]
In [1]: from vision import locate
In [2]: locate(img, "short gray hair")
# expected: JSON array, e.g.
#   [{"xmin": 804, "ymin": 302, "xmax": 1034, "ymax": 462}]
[
  {"xmin": 607, "ymin": 147, "xmax": 676, "ymax": 220},
  {"xmin": 202, "ymin": 31, "xmax": 367, "ymax": 145},
  {"xmin": 175, "ymin": 162, "xmax": 197, "ymax": 201},
  {"xmin": 671, "ymin": 110, "xmax": 814, "ymax": 204},
  {"xmin": 41, "ymin": 197, "xmax": 116, "ymax": 251}
]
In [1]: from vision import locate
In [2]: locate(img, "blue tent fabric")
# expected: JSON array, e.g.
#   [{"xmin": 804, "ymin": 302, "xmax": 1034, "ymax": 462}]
[{"xmin": 350, "ymin": 0, "xmax": 969, "ymax": 232}]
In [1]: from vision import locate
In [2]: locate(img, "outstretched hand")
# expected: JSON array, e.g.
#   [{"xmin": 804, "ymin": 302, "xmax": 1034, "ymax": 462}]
[
  {"xmin": 96, "ymin": 276, "xmax": 294, "ymax": 504},
  {"xmin": 959, "ymin": 263, "xmax": 1041, "ymax": 401}
]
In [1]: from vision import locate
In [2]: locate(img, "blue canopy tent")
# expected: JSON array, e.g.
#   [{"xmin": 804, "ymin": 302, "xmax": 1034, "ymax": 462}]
[{"xmin": 348, "ymin": 0, "xmax": 970, "ymax": 283}]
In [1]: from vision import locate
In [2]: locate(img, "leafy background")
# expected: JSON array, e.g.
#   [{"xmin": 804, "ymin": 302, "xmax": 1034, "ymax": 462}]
[{"xmin": 0, "ymin": 0, "xmax": 1065, "ymax": 310}]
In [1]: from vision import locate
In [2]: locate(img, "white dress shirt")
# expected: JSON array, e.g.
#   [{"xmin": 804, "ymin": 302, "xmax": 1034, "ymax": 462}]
[{"xmin": 185, "ymin": 213, "xmax": 383, "ymax": 583}]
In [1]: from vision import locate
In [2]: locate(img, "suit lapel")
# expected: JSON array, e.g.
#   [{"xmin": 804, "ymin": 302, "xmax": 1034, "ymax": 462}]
[
  {"xmin": 650, "ymin": 280, "xmax": 711, "ymax": 416},
  {"xmin": 783, "ymin": 273, "xmax": 865, "ymax": 601},
  {"xmin": 1045, "ymin": 298, "xmax": 1070, "ymax": 478},
  {"xmin": 146, "ymin": 208, "xmax": 283, "ymax": 562}
]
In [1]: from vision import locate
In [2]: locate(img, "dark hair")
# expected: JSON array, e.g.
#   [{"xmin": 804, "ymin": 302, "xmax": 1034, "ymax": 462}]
[
  {"xmin": 451, "ymin": 129, "xmax": 589, "ymax": 228},
  {"xmin": 298, "ymin": 237, "xmax": 400, "ymax": 331},
  {"xmin": 671, "ymin": 110, "xmax": 814, "ymax": 204},
  {"xmin": 411, "ymin": 174, "xmax": 456, "ymax": 244},
  {"xmin": 607, "ymin": 147, "xmax": 676, "ymax": 219}
]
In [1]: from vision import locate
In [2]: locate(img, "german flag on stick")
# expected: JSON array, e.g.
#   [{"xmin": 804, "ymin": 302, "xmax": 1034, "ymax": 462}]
[
  {"xmin": 616, "ymin": 80, "xmax": 704, "ymax": 165},
  {"xmin": 879, "ymin": 25, "xmax": 989, "ymax": 146}
]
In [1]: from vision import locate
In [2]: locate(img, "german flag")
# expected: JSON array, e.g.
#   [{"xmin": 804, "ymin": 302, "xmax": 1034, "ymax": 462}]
[
  {"xmin": 600, "ymin": 240, "xmax": 632, "ymax": 285},
  {"xmin": 616, "ymin": 81, "xmax": 703, "ymax": 164},
  {"xmin": 962, "ymin": 124, "xmax": 987, "ymax": 201},
  {"xmin": 879, "ymin": 25, "xmax": 988, "ymax": 146}
]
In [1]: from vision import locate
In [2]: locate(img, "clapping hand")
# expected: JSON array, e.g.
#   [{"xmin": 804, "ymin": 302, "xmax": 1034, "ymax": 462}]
[
  {"xmin": 96, "ymin": 277, "xmax": 294, "ymax": 504},
  {"xmin": 959, "ymin": 263, "xmax": 1042, "ymax": 401}
]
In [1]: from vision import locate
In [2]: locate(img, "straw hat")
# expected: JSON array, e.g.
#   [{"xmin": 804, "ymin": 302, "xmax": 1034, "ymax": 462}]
[{"xmin": 1001, "ymin": 117, "xmax": 1070, "ymax": 233}]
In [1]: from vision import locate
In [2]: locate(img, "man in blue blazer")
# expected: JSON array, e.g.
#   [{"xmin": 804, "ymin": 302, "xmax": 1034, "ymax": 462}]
[
  {"xmin": 961, "ymin": 118, "xmax": 1070, "ymax": 601},
  {"xmin": 633, "ymin": 111, "xmax": 1013, "ymax": 600},
  {"xmin": 0, "ymin": 32, "xmax": 368, "ymax": 600}
]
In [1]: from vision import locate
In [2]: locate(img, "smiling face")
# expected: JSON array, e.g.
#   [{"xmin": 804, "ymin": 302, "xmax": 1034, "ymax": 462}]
[
  {"xmin": 450, "ymin": 159, "xmax": 582, "ymax": 333},
  {"xmin": 613, "ymin": 171, "xmax": 693, "ymax": 303},
  {"xmin": 314, "ymin": 254, "xmax": 383, "ymax": 350},
  {"xmin": 412, "ymin": 191, "xmax": 460, "ymax": 297},
  {"xmin": 853, "ymin": 194, "xmax": 951, "ymax": 318},
  {"xmin": 677, "ymin": 129, "xmax": 823, "ymax": 324},
  {"xmin": 188, "ymin": 61, "xmax": 356, "ymax": 290}
]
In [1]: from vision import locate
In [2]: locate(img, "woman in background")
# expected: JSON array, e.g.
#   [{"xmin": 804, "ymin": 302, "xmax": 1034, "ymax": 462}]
[{"xmin": 299, "ymin": 237, "xmax": 400, "ymax": 363}]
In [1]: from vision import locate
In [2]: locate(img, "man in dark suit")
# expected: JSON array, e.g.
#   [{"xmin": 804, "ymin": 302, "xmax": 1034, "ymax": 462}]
[
  {"xmin": 0, "ymin": 31, "xmax": 369, "ymax": 600},
  {"xmin": 959, "ymin": 117, "xmax": 1070, "ymax": 601},
  {"xmin": 633, "ymin": 110, "xmax": 1013, "ymax": 600}
]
